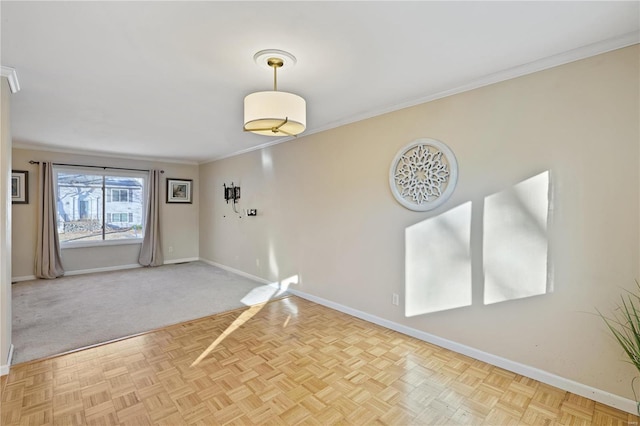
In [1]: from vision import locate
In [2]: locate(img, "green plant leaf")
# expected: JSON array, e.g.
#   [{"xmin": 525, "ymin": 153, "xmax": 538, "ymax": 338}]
[{"xmin": 598, "ymin": 282, "xmax": 640, "ymax": 376}]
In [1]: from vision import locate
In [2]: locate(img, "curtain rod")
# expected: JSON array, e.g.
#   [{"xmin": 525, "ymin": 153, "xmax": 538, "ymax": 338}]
[{"xmin": 28, "ymin": 161, "xmax": 164, "ymax": 174}]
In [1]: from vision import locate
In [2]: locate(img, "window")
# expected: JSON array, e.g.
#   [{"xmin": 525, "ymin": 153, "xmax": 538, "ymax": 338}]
[
  {"xmin": 108, "ymin": 188, "xmax": 129, "ymax": 202},
  {"xmin": 55, "ymin": 167, "xmax": 146, "ymax": 245},
  {"xmin": 106, "ymin": 213, "xmax": 131, "ymax": 223}
]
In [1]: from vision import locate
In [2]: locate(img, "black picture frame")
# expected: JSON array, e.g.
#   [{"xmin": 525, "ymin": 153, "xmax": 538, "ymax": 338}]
[
  {"xmin": 11, "ymin": 170, "xmax": 28, "ymax": 204},
  {"xmin": 166, "ymin": 178, "xmax": 193, "ymax": 204}
]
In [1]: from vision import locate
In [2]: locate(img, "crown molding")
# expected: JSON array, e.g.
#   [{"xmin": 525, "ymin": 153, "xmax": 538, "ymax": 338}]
[
  {"xmin": 200, "ymin": 136, "xmax": 295, "ymax": 164},
  {"xmin": 363, "ymin": 31, "xmax": 640, "ymax": 124},
  {"xmin": 203, "ymin": 31, "xmax": 640, "ymax": 165},
  {"xmin": 12, "ymin": 141, "xmax": 199, "ymax": 166},
  {"xmin": 0, "ymin": 66, "xmax": 21, "ymax": 93}
]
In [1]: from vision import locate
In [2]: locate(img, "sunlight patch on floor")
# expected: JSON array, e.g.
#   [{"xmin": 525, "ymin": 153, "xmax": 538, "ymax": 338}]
[{"xmin": 192, "ymin": 275, "xmax": 299, "ymax": 367}]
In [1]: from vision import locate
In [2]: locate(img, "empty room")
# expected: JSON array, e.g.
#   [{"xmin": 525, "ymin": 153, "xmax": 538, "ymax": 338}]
[{"xmin": 1, "ymin": 1, "xmax": 639, "ymax": 425}]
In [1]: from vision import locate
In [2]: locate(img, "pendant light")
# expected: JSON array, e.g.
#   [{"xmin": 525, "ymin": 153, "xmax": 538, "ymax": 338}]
[{"xmin": 243, "ymin": 49, "xmax": 306, "ymax": 137}]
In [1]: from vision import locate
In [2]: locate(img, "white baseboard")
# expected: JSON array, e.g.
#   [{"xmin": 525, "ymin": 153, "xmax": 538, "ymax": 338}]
[
  {"xmin": 64, "ymin": 263, "xmax": 142, "ymax": 276},
  {"xmin": 12, "ymin": 275, "xmax": 36, "ymax": 282},
  {"xmin": 288, "ymin": 288, "xmax": 638, "ymax": 415},
  {"xmin": 63, "ymin": 259, "xmax": 202, "ymax": 275},
  {"xmin": 199, "ymin": 258, "xmax": 272, "ymax": 285},
  {"xmin": 14, "ymin": 259, "xmax": 199, "ymax": 281},
  {"xmin": 164, "ymin": 257, "xmax": 200, "ymax": 265},
  {"xmin": 15, "ymin": 265, "xmax": 142, "ymax": 281},
  {"xmin": 1, "ymin": 344, "xmax": 14, "ymax": 376}
]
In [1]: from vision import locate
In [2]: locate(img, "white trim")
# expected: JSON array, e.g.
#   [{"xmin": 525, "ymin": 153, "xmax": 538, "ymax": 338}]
[
  {"xmin": 61, "ymin": 239, "xmax": 143, "ymax": 250},
  {"xmin": 64, "ymin": 263, "xmax": 142, "ymax": 277},
  {"xmin": 198, "ymin": 258, "xmax": 271, "ymax": 285},
  {"xmin": 11, "ymin": 275, "xmax": 37, "ymax": 283},
  {"xmin": 0, "ymin": 66, "xmax": 20, "ymax": 93},
  {"xmin": 201, "ymin": 136, "xmax": 295, "ymax": 164},
  {"xmin": 288, "ymin": 288, "xmax": 639, "ymax": 415},
  {"xmin": 164, "ymin": 257, "xmax": 199, "ymax": 265},
  {"xmin": 12, "ymin": 142, "xmax": 199, "ymax": 165},
  {"xmin": 201, "ymin": 33, "xmax": 640, "ymax": 165},
  {"xmin": 1, "ymin": 344, "xmax": 14, "ymax": 376},
  {"xmin": 14, "ymin": 259, "xmax": 203, "ymax": 282}
]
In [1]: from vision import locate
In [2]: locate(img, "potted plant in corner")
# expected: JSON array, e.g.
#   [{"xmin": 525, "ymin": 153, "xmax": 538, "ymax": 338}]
[{"xmin": 598, "ymin": 281, "xmax": 640, "ymax": 415}]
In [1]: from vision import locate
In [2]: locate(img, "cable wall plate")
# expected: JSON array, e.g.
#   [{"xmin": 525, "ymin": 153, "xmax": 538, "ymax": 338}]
[{"xmin": 389, "ymin": 138, "xmax": 458, "ymax": 211}]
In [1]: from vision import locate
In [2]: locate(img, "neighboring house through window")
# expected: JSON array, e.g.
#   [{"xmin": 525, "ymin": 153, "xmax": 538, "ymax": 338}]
[
  {"xmin": 108, "ymin": 188, "xmax": 130, "ymax": 203},
  {"xmin": 54, "ymin": 166, "xmax": 146, "ymax": 245},
  {"xmin": 107, "ymin": 213, "xmax": 134, "ymax": 223}
]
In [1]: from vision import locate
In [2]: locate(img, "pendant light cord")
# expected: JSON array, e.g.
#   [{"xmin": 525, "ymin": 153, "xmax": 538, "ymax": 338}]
[
  {"xmin": 267, "ymin": 57, "xmax": 283, "ymax": 92},
  {"xmin": 273, "ymin": 63, "xmax": 278, "ymax": 91}
]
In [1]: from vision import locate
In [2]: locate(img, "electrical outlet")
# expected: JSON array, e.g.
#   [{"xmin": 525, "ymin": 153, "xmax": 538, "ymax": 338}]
[
  {"xmin": 168, "ymin": 246, "xmax": 173, "ymax": 253},
  {"xmin": 392, "ymin": 293, "xmax": 399, "ymax": 306}
]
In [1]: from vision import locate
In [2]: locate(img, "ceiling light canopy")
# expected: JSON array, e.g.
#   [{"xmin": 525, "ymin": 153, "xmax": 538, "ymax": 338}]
[{"xmin": 244, "ymin": 49, "xmax": 306, "ymax": 137}]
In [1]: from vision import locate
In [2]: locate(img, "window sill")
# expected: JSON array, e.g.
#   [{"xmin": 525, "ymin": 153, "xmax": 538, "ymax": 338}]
[{"xmin": 61, "ymin": 238, "xmax": 143, "ymax": 250}]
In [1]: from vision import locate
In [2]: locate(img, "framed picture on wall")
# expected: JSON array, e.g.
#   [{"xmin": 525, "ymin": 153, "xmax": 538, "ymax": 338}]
[
  {"xmin": 166, "ymin": 178, "xmax": 193, "ymax": 204},
  {"xmin": 11, "ymin": 170, "xmax": 28, "ymax": 204}
]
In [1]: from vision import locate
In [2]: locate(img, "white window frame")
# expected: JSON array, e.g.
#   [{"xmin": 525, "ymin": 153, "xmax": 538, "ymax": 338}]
[{"xmin": 54, "ymin": 166, "xmax": 147, "ymax": 249}]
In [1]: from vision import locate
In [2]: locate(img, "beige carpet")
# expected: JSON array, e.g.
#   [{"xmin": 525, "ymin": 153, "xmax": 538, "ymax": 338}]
[{"xmin": 11, "ymin": 261, "xmax": 287, "ymax": 364}]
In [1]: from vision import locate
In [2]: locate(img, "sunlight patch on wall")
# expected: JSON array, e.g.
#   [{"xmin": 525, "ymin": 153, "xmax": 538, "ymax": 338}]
[
  {"xmin": 483, "ymin": 171, "xmax": 550, "ymax": 305},
  {"xmin": 261, "ymin": 149, "xmax": 274, "ymax": 173},
  {"xmin": 268, "ymin": 241, "xmax": 279, "ymax": 278},
  {"xmin": 405, "ymin": 202, "xmax": 472, "ymax": 317},
  {"xmin": 279, "ymin": 275, "xmax": 299, "ymax": 289},
  {"xmin": 240, "ymin": 275, "xmax": 296, "ymax": 306}
]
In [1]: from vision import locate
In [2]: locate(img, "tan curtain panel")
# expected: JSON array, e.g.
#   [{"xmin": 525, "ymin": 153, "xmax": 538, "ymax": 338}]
[
  {"xmin": 35, "ymin": 161, "xmax": 65, "ymax": 279},
  {"xmin": 139, "ymin": 169, "xmax": 163, "ymax": 267}
]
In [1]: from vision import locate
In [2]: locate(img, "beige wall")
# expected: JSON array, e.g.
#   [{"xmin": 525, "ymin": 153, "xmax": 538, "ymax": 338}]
[
  {"xmin": 11, "ymin": 148, "xmax": 200, "ymax": 277},
  {"xmin": 199, "ymin": 46, "xmax": 640, "ymax": 400},
  {"xmin": 1, "ymin": 77, "xmax": 13, "ymax": 370}
]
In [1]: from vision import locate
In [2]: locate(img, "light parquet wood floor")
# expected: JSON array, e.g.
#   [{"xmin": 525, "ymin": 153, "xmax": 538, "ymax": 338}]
[{"xmin": 1, "ymin": 296, "xmax": 638, "ymax": 425}]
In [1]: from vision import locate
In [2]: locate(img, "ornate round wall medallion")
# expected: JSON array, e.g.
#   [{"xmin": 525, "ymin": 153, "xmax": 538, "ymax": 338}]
[{"xmin": 389, "ymin": 138, "xmax": 458, "ymax": 211}]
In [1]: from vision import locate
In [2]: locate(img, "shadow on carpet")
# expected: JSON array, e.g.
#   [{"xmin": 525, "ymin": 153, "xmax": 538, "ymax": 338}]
[{"xmin": 11, "ymin": 261, "xmax": 290, "ymax": 364}]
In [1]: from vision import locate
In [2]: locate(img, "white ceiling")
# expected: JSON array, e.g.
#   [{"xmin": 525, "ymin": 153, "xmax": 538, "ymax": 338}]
[{"xmin": 1, "ymin": 1, "xmax": 639, "ymax": 164}]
